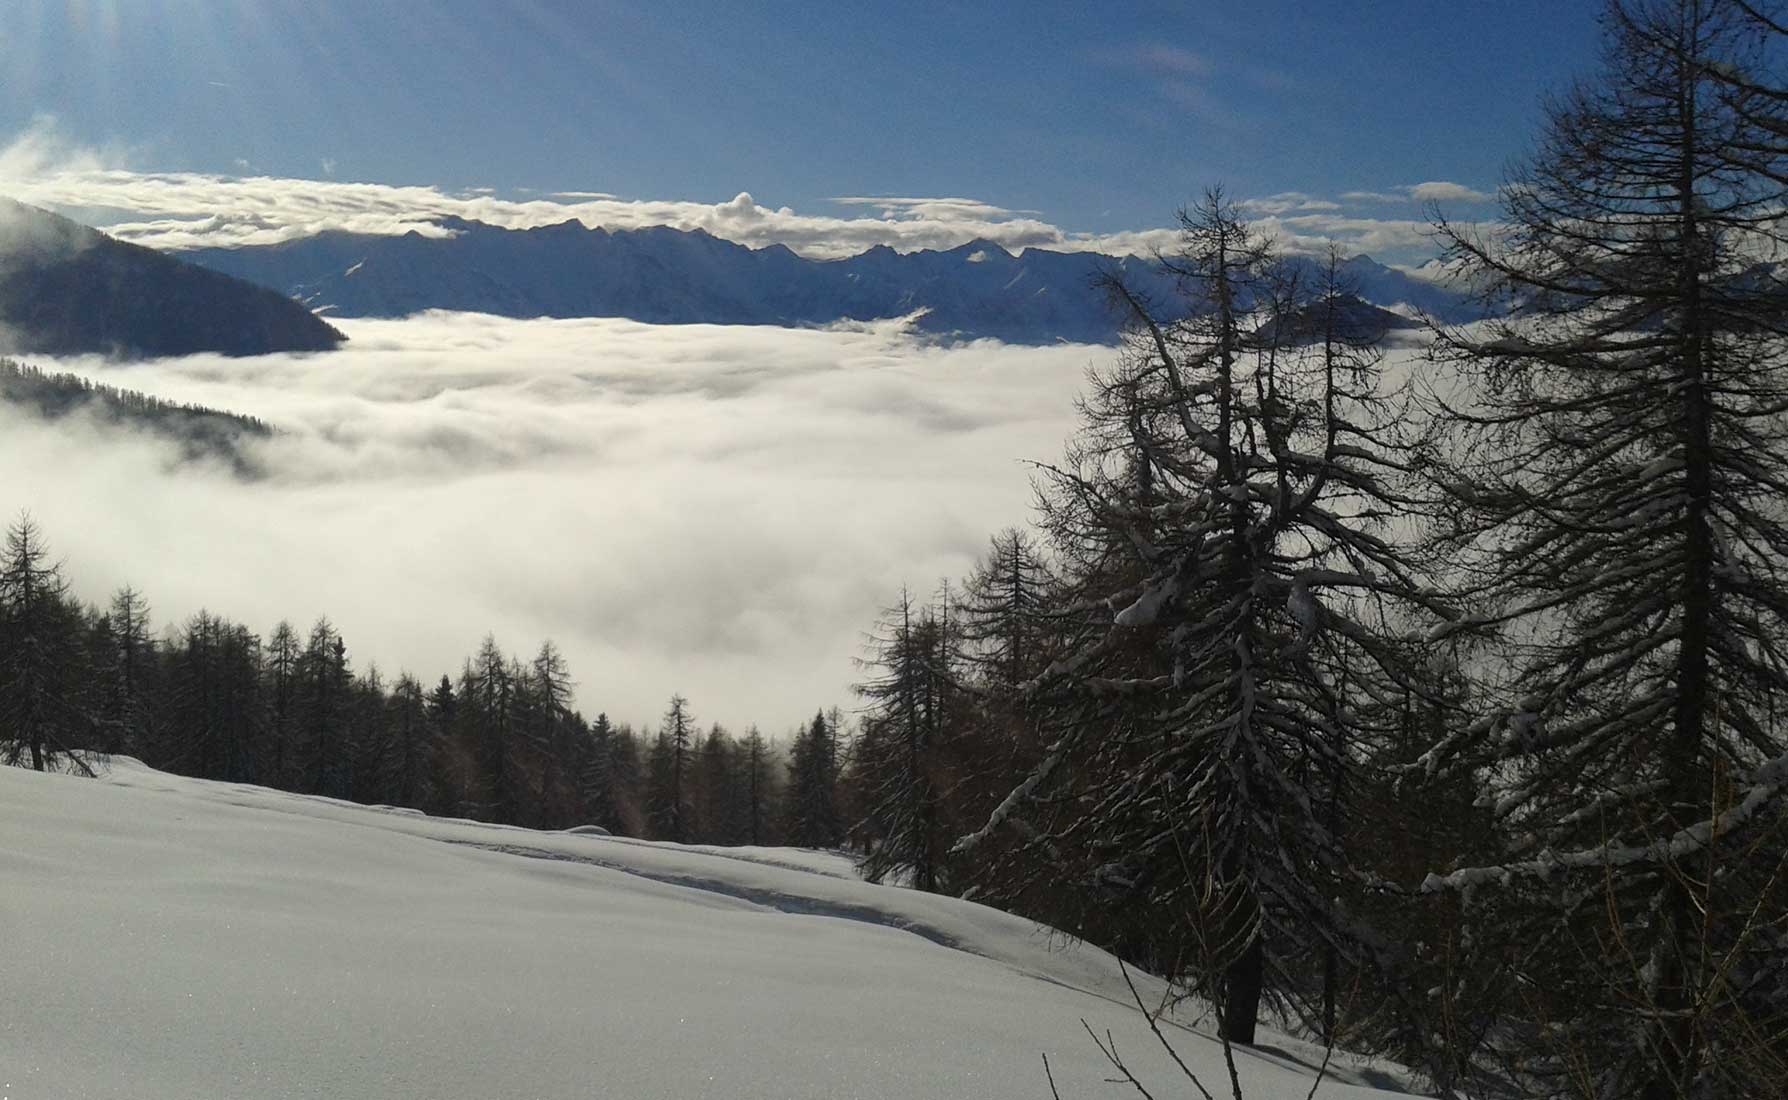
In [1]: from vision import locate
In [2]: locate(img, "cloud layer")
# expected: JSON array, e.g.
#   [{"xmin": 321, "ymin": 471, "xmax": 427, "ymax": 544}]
[
  {"xmin": 4, "ymin": 314, "xmax": 1106, "ymax": 735},
  {"xmin": 0, "ymin": 119, "xmax": 1494, "ymax": 265}
]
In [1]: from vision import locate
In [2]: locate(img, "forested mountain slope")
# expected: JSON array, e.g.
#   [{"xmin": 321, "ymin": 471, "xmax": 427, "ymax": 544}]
[
  {"xmin": 0, "ymin": 199, "xmax": 345, "ymax": 359},
  {"xmin": 0, "ymin": 357, "xmax": 271, "ymax": 472}
]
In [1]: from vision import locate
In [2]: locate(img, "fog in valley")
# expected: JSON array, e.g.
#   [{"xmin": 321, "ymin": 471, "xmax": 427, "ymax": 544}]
[{"xmin": 6, "ymin": 312, "xmax": 1110, "ymax": 731}]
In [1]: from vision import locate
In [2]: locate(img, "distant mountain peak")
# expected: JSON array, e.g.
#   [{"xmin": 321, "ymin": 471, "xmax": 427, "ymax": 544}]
[
  {"xmin": 969, "ymin": 242, "xmax": 1020, "ymax": 266},
  {"xmin": 1339, "ymin": 253, "xmax": 1392, "ymax": 272},
  {"xmin": 529, "ymin": 218, "xmax": 589, "ymax": 235},
  {"xmin": 950, "ymin": 238, "xmax": 1012, "ymax": 258}
]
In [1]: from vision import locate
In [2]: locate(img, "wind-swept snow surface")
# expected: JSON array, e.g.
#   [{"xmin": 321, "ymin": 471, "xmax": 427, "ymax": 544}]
[{"xmin": 0, "ymin": 760, "xmax": 1412, "ymax": 1099}]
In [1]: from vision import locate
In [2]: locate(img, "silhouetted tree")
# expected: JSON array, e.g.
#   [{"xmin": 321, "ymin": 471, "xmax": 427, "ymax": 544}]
[
  {"xmin": 465, "ymin": 635, "xmax": 516, "ymax": 820},
  {"xmin": 163, "ymin": 611, "xmax": 262, "ymax": 782},
  {"xmin": 296, "ymin": 619, "xmax": 351, "ymax": 798},
  {"xmin": 739, "ymin": 725, "xmax": 775, "ymax": 846},
  {"xmin": 0, "ymin": 514, "xmax": 93, "ymax": 774},
  {"xmin": 854, "ymin": 589, "xmax": 963, "ymax": 891},
  {"xmin": 580, "ymin": 712, "xmax": 621, "ymax": 831},
  {"xmin": 94, "ymin": 585, "xmax": 154, "ymax": 756},
  {"xmin": 960, "ymin": 200, "xmax": 1451, "ymax": 1048},
  {"xmin": 1420, "ymin": 2, "xmax": 1788, "ymax": 1092},
  {"xmin": 646, "ymin": 694, "xmax": 695, "ymax": 842},
  {"xmin": 785, "ymin": 709, "xmax": 843, "ymax": 848},
  {"xmin": 386, "ymin": 672, "xmax": 432, "ymax": 808}
]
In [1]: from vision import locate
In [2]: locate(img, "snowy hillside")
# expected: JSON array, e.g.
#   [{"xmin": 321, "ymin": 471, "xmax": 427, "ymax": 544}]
[{"xmin": 1, "ymin": 759, "xmax": 1414, "ymax": 1099}]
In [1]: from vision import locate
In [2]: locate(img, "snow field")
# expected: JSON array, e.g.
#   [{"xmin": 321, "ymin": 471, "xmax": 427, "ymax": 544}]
[{"xmin": 0, "ymin": 758, "xmax": 1411, "ymax": 1099}]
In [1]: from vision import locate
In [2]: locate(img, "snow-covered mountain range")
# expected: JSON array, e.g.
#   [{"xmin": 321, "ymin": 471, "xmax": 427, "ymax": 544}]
[{"xmin": 184, "ymin": 217, "xmax": 1490, "ymax": 344}]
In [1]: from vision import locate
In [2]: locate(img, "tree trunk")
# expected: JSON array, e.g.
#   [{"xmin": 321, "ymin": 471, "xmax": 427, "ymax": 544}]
[
  {"xmin": 1644, "ymin": 93, "xmax": 1713, "ymax": 1099},
  {"xmin": 1221, "ymin": 932, "xmax": 1263, "ymax": 1046}
]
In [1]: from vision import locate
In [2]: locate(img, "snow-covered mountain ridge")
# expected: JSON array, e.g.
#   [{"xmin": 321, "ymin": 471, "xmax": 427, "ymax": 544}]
[{"xmin": 181, "ymin": 218, "xmax": 1489, "ymax": 345}]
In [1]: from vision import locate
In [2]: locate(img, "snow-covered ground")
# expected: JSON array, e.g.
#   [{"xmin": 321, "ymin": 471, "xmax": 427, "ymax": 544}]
[{"xmin": 0, "ymin": 759, "xmax": 1415, "ymax": 1099}]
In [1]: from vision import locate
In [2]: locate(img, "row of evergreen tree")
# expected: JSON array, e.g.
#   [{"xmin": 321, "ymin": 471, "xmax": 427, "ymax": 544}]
[
  {"xmin": 0, "ymin": 515, "xmax": 851, "ymax": 848},
  {"xmin": 0, "ymin": 356, "xmax": 270, "ymax": 473},
  {"xmin": 842, "ymin": 3, "xmax": 1788, "ymax": 1096}
]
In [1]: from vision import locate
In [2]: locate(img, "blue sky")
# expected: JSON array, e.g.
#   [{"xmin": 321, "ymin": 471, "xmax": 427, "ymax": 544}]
[{"xmin": 0, "ymin": 1, "xmax": 1604, "ymax": 261}]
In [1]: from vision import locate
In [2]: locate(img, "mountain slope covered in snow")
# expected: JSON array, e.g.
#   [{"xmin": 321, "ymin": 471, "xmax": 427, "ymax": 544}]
[{"xmin": 0, "ymin": 758, "xmax": 1415, "ymax": 1099}]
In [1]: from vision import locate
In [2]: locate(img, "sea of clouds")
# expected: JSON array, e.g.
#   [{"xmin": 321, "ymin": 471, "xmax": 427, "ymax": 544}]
[{"xmin": 3, "ymin": 313, "xmax": 1111, "ymax": 733}]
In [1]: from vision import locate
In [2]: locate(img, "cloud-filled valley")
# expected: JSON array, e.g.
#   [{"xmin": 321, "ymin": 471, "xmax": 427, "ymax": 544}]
[{"xmin": 4, "ymin": 314, "xmax": 1108, "ymax": 734}]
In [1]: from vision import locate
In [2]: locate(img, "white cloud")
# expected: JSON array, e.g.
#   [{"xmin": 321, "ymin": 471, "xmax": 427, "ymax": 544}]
[
  {"xmin": 3, "ymin": 157, "xmax": 1092, "ymax": 258},
  {"xmin": 1070, "ymin": 227, "xmax": 1182, "ymax": 257},
  {"xmin": 0, "ymin": 122, "xmax": 1102, "ymax": 259},
  {"xmin": 0, "ymin": 115, "xmax": 121, "ymax": 181},
  {"xmin": 1407, "ymin": 180, "xmax": 1493, "ymax": 203},
  {"xmin": 0, "ymin": 120, "xmax": 1468, "ymax": 266},
  {"xmin": 1340, "ymin": 181, "xmax": 1495, "ymax": 205},
  {"xmin": 1097, "ymin": 209, "xmax": 1459, "ymax": 264},
  {"xmin": 1238, "ymin": 192, "xmax": 1343, "ymax": 216},
  {"xmin": 829, "ymin": 195, "xmax": 1036, "ymax": 223},
  {"xmin": 5, "ymin": 314, "xmax": 1108, "ymax": 733},
  {"xmin": 1264, "ymin": 212, "xmax": 1442, "ymax": 256}
]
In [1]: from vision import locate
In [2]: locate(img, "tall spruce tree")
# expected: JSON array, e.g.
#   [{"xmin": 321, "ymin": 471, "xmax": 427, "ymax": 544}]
[
  {"xmin": 347, "ymin": 664, "xmax": 392, "ymax": 805},
  {"xmin": 949, "ymin": 531, "xmax": 1058, "ymax": 901},
  {"xmin": 0, "ymin": 515, "xmax": 92, "ymax": 774},
  {"xmin": 387, "ymin": 672, "xmax": 432, "ymax": 809},
  {"xmin": 262, "ymin": 620, "xmax": 300, "ymax": 787},
  {"xmin": 424, "ymin": 673, "xmax": 461, "ymax": 815},
  {"xmin": 696, "ymin": 722, "xmax": 734, "ymax": 843},
  {"xmin": 958, "ymin": 529, "xmax": 1054, "ymax": 689},
  {"xmin": 518, "ymin": 641, "xmax": 576, "ymax": 827},
  {"xmin": 580, "ymin": 711, "xmax": 620, "ymax": 831},
  {"xmin": 1420, "ymin": 2, "xmax": 1788, "ymax": 1094},
  {"xmin": 295, "ymin": 619, "xmax": 352, "ymax": 798},
  {"xmin": 647, "ymin": 694, "xmax": 695, "ymax": 842},
  {"xmin": 97, "ymin": 586, "xmax": 153, "ymax": 756},
  {"xmin": 785, "ymin": 709, "xmax": 843, "ymax": 848},
  {"xmin": 739, "ymin": 725, "xmax": 774, "ymax": 846},
  {"xmin": 466, "ymin": 635, "xmax": 515, "ymax": 821},
  {"xmin": 959, "ymin": 201, "xmax": 1452, "ymax": 1047},
  {"xmin": 854, "ymin": 589, "xmax": 961, "ymax": 891}
]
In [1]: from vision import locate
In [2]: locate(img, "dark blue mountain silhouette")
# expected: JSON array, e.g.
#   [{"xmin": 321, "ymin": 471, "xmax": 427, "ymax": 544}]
[
  {"xmin": 183, "ymin": 218, "xmax": 1490, "ymax": 345},
  {"xmin": 0, "ymin": 200, "xmax": 345, "ymax": 359}
]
